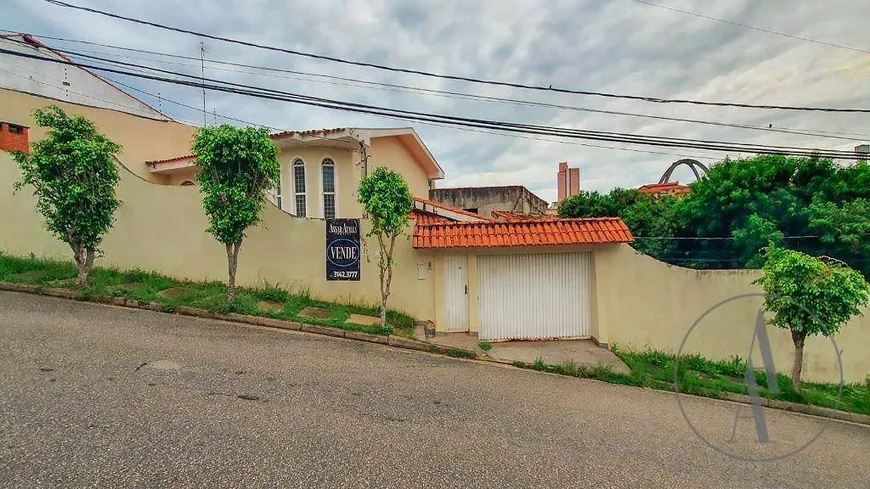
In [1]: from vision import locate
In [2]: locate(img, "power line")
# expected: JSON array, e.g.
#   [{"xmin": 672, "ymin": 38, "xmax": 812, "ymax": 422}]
[
  {"xmin": 8, "ymin": 29, "xmax": 870, "ymax": 142},
  {"xmin": 1, "ymin": 47, "xmax": 860, "ymax": 159},
  {"xmin": 61, "ymin": 49, "xmax": 864, "ymax": 156},
  {"xmin": 77, "ymin": 52, "xmax": 717, "ymax": 162},
  {"xmin": 41, "ymin": 0, "xmax": 870, "ymax": 113},
  {"xmin": 629, "ymin": 0, "xmax": 870, "ymax": 54},
  {"xmin": 27, "ymin": 46, "xmax": 859, "ymax": 157},
  {"xmin": 35, "ymin": 39, "xmax": 870, "ymax": 143}
]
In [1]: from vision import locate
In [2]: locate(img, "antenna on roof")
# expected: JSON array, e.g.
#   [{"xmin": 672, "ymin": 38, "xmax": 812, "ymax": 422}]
[{"xmin": 200, "ymin": 40, "xmax": 207, "ymax": 126}]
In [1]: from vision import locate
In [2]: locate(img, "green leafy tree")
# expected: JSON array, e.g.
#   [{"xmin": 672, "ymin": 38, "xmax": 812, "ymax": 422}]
[
  {"xmin": 9, "ymin": 106, "xmax": 121, "ymax": 285},
  {"xmin": 755, "ymin": 246, "xmax": 869, "ymax": 390},
  {"xmin": 557, "ymin": 190, "xmax": 616, "ymax": 218},
  {"xmin": 732, "ymin": 214, "xmax": 784, "ymax": 268},
  {"xmin": 808, "ymin": 198, "xmax": 870, "ymax": 262},
  {"xmin": 673, "ymin": 155, "xmax": 806, "ymax": 267},
  {"xmin": 357, "ymin": 167, "xmax": 414, "ymax": 327},
  {"xmin": 558, "ymin": 188, "xmax": 676, "ymax": 259},
  {"xmin": 193, "ymin": 125, "xmax": 279, "ymax": 302}
]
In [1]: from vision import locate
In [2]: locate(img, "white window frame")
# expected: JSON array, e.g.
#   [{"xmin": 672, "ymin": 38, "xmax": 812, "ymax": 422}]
[
  {"xmin": 274, "ymin": 166, "xmax": 283, "ymax": 210},
  {"xmin": 292, "ymin": 157, "xmax": 307, "ymax": 217},
  {"xmin": 320, "ymin": 156, "xmax": 338, "ymax": 219}
]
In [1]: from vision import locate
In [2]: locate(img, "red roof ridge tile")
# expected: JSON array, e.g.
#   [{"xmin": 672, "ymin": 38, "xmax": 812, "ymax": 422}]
[{"xmin": 146, "ymin": 154, "xmax": 196, "ymax": 164}]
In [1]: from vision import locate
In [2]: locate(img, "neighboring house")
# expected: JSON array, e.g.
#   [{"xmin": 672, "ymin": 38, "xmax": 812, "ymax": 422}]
[
  {"xmin": 1, "ymin": 34, "xmax": 198, "ymax": 181},
  {"xmin": 149, "ymin": 127, "xmax": 444, "ymax": 219},
  {"xmin": 638, "ymin": 182, "xmax": 691, "ymax": 198},
  {"xmin": 429, "ymin": 185, "xmax": 548, "ymax": 218},
  {"xmin": 0, "ymin": 33, "xmax": 170, "ymax": 121}
]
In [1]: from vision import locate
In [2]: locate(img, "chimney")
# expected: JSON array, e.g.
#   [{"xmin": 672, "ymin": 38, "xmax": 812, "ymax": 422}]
[
  {"xmin": 856, "ymin": 144, "xmax": 869, "ymax": 163},
  {"xmin": 0, "ymin": 122, "xmax": 30, "ymax": 153}
]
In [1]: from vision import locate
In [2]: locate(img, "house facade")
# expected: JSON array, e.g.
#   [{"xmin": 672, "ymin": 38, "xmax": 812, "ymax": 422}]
[{"xmin": 148, "ymin": 127, "xmax": 444, "ymax": 219}]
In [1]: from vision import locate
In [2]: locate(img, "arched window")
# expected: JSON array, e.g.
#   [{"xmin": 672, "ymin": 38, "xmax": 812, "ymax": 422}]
[
  {"xmin": 322, "ymin": 158, "xmax": 336, "ymax": 219},
  {"xmin": 293, "ymin": 159, "xmax": 306, "ymax": 217},
  {"xmin": 180, "ymin": 180, "xmax": 195, "ymax": 187}
]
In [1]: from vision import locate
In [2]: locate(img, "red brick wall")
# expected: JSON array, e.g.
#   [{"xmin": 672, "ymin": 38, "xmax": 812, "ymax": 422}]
[{"xmin": 0, "ymin": 123, "xmax": 30, "ymax": 153}]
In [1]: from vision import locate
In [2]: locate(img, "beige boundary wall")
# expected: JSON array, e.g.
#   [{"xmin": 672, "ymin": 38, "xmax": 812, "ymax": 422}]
[
  {"xmin": 0, "ymin": 154, "xmax": 438, "ymax": 321},
  {"xmin": 3, "ymin": 149, "xmax": 869, "ymax": 383},
  {"xmin": 594, "ymin": 244, "xmax": 870, "ymax": 384}
]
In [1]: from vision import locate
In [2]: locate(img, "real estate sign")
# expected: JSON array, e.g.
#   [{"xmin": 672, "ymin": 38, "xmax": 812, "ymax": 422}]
[{"xmin": 326, "ymin": 218, "xmax": 361, "ymax": 281}]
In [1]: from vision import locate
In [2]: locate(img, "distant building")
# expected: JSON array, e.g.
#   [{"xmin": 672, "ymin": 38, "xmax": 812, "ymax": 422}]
[
  {"xmin": 557, "ymin": 161, "xmax": 581, "ymax": 202},
  {"xmin": 429, "ymin": 185, "xmax": 549, "ymax": 218},
  {"xmin": 638, "ymin": 181, "xmax": 691, "ymax": 198}
]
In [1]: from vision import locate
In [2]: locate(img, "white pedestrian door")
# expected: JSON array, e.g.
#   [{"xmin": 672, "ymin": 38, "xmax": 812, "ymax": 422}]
[
  {"xmin": 478, "ymin": 252, "xmax": 592, "ymax": 341},
  {"xmin": 443, "ymin": 255, "xmax": 469, "ymax": 332}
]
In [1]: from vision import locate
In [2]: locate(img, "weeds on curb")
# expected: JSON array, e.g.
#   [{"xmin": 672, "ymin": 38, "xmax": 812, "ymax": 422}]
[
  {"xmin": 477, "ymin": 340, "xmax": 493, "ymax": 352},
  {"xmin": 447, "ymin": 348, "xmax": 476, "ymax": 359},
  {"xmin": 615, "ymin": 347, "xmax": 870, "ymax": 415}
]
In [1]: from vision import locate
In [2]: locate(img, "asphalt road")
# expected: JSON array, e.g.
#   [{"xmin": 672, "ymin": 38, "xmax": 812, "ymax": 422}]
[{"xmin": 1, "ymin": 292, "xmax": 868, "ymax": 488}]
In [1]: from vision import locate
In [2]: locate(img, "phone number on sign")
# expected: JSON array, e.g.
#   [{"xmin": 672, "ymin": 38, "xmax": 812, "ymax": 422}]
[{"xmin": 330, "ymin": 270, "xmax": 359, "ymax": 279}]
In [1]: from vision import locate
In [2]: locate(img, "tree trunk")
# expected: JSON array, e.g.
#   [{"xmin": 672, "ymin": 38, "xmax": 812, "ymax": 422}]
[
  {"xmin": 226, "ymin": 242, "xmax": 241, "ymax": 303},
  {"xmin": 377, "ymin": 234, "xmax": 397, "ymax": 328},
  {"xmin": 76, "ymin": 248, "xmax": 95, "ymax": 285},
  {"xmin": 70, "ymin": 241, "xmax": 94, "ymax": 286},
  {"xmin": 791, "ymin": 330, "xmax": 806, "ymax": 391}
]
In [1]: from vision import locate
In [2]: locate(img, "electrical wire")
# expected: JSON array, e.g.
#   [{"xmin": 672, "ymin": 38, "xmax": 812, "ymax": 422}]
[
  {"xmin": 41, "ymin": 45, "xmax": 714, "ymax": 161},
  {"xmin": 41, "ymin": 0, "xmax": 870, "ymax": 113},
  {"xmin": 629, "ymin": 0, "xmax": 870, "ymax": 54},
  {"xmin": 32, "ymin": 40, "xmax": 870, "ymax": 143},
  {"xmin": 50, "ymin": 48, "xmax": 865, "ymax": 157},
  {"xmin": 1, "ymin": 47, "xmax": 860, "ymax": 159}
]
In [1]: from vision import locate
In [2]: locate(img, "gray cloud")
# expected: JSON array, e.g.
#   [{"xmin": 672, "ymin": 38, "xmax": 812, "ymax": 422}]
[{"xmin": 7, "ymin": 0, "xmax": 869, "ymax": 202}]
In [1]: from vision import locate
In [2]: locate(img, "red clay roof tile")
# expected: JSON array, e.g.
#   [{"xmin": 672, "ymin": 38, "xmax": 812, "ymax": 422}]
[{"xmin": 413, "ymin": 217, "xmax": 633, "ymax": 249}]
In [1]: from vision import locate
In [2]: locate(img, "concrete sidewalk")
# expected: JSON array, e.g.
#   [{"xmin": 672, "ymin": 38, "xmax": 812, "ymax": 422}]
[{"xmin": 426, "ymin": 333, "xmax": 631, "ymax": 375}]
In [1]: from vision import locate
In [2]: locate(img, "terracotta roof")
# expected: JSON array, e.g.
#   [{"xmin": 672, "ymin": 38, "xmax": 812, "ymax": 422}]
[
  {"xmin": 413, "ymin": 197, "xmax": 493, "ymax": 221},
  {"xmin": 491, "ymin": 210, "xmax": 553, "ymax": 222},
  {"xmin": 270, "ymin": 128, "xmax": 347, "ymax": 139},
  {"xmin": 413, "ymin": 217, "xmax": 633, "ymax": 249},
  {"xmin": 146, "ymin": 154, "xmax": 196, "ymax": 164},
  {"xmin": 638, "ymin": 182, "xmax": 690, "ymax": 194},
  {"xmin": 411, "ymin": 209, "xmax": 452, "ymax": 225}
]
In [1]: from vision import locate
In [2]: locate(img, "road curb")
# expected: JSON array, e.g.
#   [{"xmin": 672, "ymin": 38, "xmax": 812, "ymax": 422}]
[
  {"xmin": 719, "ymin": 392, "xmax": 870, "ymax": 425},
  {"xmin": 2, "ymin": 281, "xmax": 867, "ymax": 426}
]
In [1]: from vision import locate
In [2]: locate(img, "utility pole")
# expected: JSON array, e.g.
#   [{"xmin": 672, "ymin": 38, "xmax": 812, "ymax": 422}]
[{"xmin": 200, "ymin": 41, "xmax": 207, "ymax": 126}]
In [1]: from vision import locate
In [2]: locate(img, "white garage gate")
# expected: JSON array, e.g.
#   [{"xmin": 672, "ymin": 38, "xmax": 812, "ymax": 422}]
[{"xmin": 478, "ymin": 252, "xmax": 593, "ymax": 341}]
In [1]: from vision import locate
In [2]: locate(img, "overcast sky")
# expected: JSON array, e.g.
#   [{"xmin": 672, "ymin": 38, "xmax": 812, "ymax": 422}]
[{"xmin": 6, "ymin": 0, "xmax": 869, "ymax": 202}]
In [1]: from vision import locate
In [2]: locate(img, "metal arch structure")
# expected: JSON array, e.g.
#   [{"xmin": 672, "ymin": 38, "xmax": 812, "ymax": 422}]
[{"xmin": 658, "ymin": 159, "xmax": 709, "ymax": 184}]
